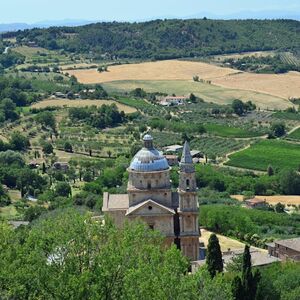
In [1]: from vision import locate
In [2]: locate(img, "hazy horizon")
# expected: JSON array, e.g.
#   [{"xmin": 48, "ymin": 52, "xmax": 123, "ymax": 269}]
[{"xmin": 1, "ymin": 0, "xmax": 300, "ymax": 24}]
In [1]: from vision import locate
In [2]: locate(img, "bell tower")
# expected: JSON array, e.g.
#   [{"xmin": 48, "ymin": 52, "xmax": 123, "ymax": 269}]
[{"xmin": 178, "ymin": 141, "xmax": 199, "ymax": 261}]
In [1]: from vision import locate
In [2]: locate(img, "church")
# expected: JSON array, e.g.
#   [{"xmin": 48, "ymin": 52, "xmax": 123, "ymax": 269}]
[{"xmin": 103, "ymin": 134, "xmax": 200, "ymax": 261}]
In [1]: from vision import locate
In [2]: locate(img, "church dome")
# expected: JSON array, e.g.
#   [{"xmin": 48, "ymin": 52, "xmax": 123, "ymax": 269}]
[{"xmin": 129, "ymin": 135, "xmax": 169, "ymax": 172}]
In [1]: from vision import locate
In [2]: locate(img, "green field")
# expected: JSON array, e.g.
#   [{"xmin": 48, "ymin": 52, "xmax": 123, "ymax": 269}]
[
  {"xmin": 116, "ymin": 97, "xmax": 153, "ymax": 110},
  {"xmin": 273, "ymin": 111, "xmax": 300, "ymax": 121},
  {"xmin": 288, "ymin": 128, "xmax": 300, "ymax": 140},
  {"xmin": 13, "ymin": 46, "xmax": 70, "ymax": 65},
  {"xmin": 226, "ymin": 140, "xmax": 300, "ymax": 171},
  {"xmin": 103, "ymin": 80, "xmax": 289, "ymax": 109},
  {"xmin": 204, "ymin": 123, "xmax": 264, "ymax": 138}
]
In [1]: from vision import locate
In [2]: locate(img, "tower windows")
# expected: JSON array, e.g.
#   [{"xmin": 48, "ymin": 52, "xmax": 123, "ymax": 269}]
[{"xmin": 186, "ymin": 179, "xmax": 190, "ymax": 190}]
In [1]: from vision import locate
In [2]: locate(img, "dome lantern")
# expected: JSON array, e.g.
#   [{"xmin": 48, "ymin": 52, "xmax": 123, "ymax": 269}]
[{"xmin": 143, "ymin": 134, "xmax": 154, "ymax": 149}]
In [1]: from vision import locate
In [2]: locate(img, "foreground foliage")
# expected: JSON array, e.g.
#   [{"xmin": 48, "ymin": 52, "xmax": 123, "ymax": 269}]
[{"xmin": 0, "ymin": 209, "xmax": 232, "ymax": 300}]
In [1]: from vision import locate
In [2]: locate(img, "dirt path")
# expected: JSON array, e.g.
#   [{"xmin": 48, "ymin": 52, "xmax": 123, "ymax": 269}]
[
  {"xmin": 287, "ymin": 124, "xmax": 300, "ymax": 135},
  {"xmin": 218, "ymin": 142, "xmax": 267, "ymax": 175}
]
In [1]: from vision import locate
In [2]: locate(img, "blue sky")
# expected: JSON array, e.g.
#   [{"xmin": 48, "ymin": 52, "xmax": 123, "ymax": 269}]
[{"xmin": 1, "ymin": 0, "xmax": 300, "ymax": 23}]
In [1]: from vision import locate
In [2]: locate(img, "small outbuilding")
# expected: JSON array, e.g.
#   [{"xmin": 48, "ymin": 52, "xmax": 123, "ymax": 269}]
[
  {"xmin": 53, "ymin": 162, "xmax": 69, "ymax": 172},
  {"xmin": 245, "ymin": 198, "xmax": 267, "ymax": 209},
  {"xmin": 267, "ymin": 237, "xmax": 300, "ymax": 261},
  {"xmin": 164, "ymin": 154, "xmax": 178, "ymax": 166}
]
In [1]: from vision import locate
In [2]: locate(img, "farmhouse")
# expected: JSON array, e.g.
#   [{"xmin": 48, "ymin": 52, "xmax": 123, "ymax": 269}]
[
  {"xmin": 245, "ymin": 197, "xmax": 267, "ymax": 209},
  {"xmin": 54, "ymin": 92, "xmax": 67, "ymax": 99},
  {"xmin": 164, "ymin": 154, "xmax": 178, "ymax": 166},
  {"xmin": 164, "ymin": 144, "xmax": 184, "ymax": 153},
  {"xmin": 103, "ymin": 135, "xmax": 200, "ymax": 261},
  {"xmin": 267, "ymin": 237, "xmax": 300, "ymax": 261},
  {"xmin": 160, "ymin": 96, "xmax": 188, "ymax": 106},
  {"xmin": 53, "ymin": 162, "xmax": 69, "ymax": 172}
]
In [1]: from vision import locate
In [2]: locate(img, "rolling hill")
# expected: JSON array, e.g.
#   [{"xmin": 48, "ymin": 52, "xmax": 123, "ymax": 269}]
[{"xmin": 3, "ymin": 19, "xmax": 300, "ymax": 59}]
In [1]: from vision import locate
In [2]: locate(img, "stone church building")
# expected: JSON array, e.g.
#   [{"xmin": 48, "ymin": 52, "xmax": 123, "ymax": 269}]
[{"xmin": 103, "ymin": 134, "xmax": 199, "ymax": 261}]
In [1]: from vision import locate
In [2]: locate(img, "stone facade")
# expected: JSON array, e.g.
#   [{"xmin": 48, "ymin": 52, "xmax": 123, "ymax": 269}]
[
  {"xmin": 267, "ymin": 238, "xmax": 300, "ymax": 261},
  {"xmin": 102, "ymin": 135, "xmax": 200, "ymax": 261}
]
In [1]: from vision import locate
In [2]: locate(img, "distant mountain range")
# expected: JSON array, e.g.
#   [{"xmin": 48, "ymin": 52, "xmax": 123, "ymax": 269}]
[
  {"xmin": 187, "ymin": 10, "xmax": 300, "ymax": 21},
  {"xmin": 0, "ymin": 19, "xmax": 95, "ymax": 33},
  {"xmin": 0, "ymin": 10, "xmax": 299, "ymax": 33}
]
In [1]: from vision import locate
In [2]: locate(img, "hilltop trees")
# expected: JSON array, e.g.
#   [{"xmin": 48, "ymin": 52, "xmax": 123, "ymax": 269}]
[
  {"xmin": 279, "ymin": 169, "xmax": 300, "ymax": 195},
  {"xmin": 12, "ymin": 19, "xmax": 300, "ymax": 60},
  {"xmin": 35, "ymin": 111, "xmax": 57, "ymax": 132},
  {"xmin": 9, "ymin": 132, "xmax": 30, "ymax": 151},
  {"xmin": 68, "ymin": 104, "xmax": 126, "ymax": 129},
  {"xmin": 270, "ymin": 123, "xmax": 286, "ymax": 137},
  {"xmin": 0, "ymin": 98, "xmax": 19, "ymax": 122},
  {"xmin": 232, "ymin": 100, "xmax": 256, "ymax": 116}
]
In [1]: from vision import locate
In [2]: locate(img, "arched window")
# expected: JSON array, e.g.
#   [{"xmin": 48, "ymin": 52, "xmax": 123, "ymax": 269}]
[
  {"xmin": 186, "ymin": 179, "xmax": 190, "ymax": 190},
  {"xmin": 147, "ymin": 181, "xmax": 151, "ymax": 189}
]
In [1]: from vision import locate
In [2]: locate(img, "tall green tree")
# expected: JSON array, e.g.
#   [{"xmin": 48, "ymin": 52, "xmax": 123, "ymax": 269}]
[
  {"xmin": 241, "ymin": 245, "xmax": 261, "ymax": 300},
  {"xmin": 232, "ymin": 276, "xmax": 244, "ymax": 300},
  {"xmin": 206, "ymin": 233, "xmax": 223, "ymax": 278}
]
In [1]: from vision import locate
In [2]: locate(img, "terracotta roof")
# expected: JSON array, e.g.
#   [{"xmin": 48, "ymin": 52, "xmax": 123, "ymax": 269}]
[
  {"xmin": 275, "ymin": 238, "xmax": 300, "ymax": 252},
  {"xmin": 246, "ymin": 198, "xmax": 266, "ymax": 204},
  {"xmin": 164, "ymin": 145, "xmax": 183, "ymax": 152},
  {"xmin": 103, "ymin": 193, "xmax": 129, "ymax": 211},
  {"xmin": 164, "ymin": 155, "xmax": 178, "ymax": 159}
]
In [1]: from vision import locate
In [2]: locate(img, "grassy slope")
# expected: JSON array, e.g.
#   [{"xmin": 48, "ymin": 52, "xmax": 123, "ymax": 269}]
[
  {"xmin": 226, "ymin": 140, "xmax": 300, "ymax": 170},
  {"xmin": 103, "ymin": 80, "xmax": 289, "ymax": 110},
  {"xmin": 204, "ymin": 123, "xmax": 264, "ymax": 138},
  {"xmin": 273, "ymin": 111, "xmax": 300, "ymax": 121}
]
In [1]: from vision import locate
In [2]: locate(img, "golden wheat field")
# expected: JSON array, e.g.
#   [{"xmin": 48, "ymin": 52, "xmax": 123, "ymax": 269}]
[
  {"xmin": 232, "ymin": 195, "xmax": 300, "ymax": 206},
  {"xmin": 212, "ymin": 51, "xmax": 276, "ymax": 61},
  {"xmin": 65, "ymin": 59, "xmax": 300, "ymax": 108},
  {"xmin": 65, "ymin": 60, "xmax": 239, "ymax": 83},
  {"xmin": 212, "ymin": 71, "xmax": 300, "ymax": 100},
  {"xmin": 31, "ymin": 99, "xmax": 136, "ymax": 113}
]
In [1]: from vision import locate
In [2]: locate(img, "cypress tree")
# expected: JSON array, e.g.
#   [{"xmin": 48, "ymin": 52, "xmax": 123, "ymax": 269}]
[
  {"xmin": 241, "ymin": 245, "xmax": 261, "ymax": 300},
  {"xmin": 232, "ymin": 276, "xmax": 244, "ymax": 300},
  {"xmin": 242, "ymin": 245, "xmax": 252, "ymax": 300},
  {"xmin": 267, "ymin": 165, "xmax": 274, "ymax": 176},
  {"xmin": 206, "ymin": 233, "xmax": 223, "ymax": 278}
]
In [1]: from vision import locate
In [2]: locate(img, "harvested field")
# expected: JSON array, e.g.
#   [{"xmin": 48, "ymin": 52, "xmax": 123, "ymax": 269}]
[
  {"xmin": 212, "ymin": 71, "xmax": 300, "ymax": 100},
  {"xmin": 67, "ymin": 59, "xmax": 298, "ymax": 109},
  {"xmin": 66, "ymin": 60, "xmax": 238, "ymax": 84},
  {"xmin": 103, "ymin": 80, "xmax": 290, "ymax": 109},
  {"xmin": 232, "ymin": 195, "xmax": 300, "ymax": 206},
  {"xmin": 60, "ymin": 63, "xmax": 97, "ymax": 70},
  {"xmin": 31, "ymin": 99, "xmax": 136, "ymax": 113},
  {"xmin": 200, "ymin": 229, "xmax": 245, "ymax": 251},
  {"xmin": 212, "ymin": 51, "xmax": 275, "ymax": 61}
]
